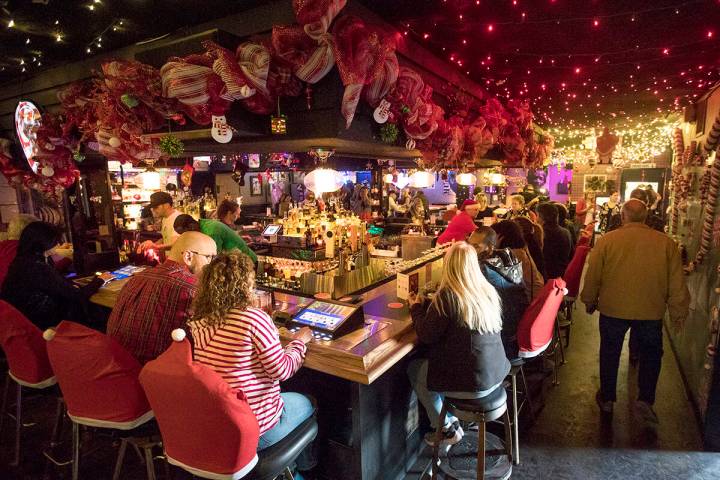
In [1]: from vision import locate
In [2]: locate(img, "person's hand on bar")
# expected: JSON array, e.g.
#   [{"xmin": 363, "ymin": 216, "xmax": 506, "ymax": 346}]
[
  {"xmin": 293, "ymin": 327, "xmax": 314, "ymax": 344},
  {"xmin": 137, "ymin": 240, "xmax": 158, "ymax": 253},
  {"xmin": 408, "ymin": 292, "xmax": 424, "ymax": 307}
]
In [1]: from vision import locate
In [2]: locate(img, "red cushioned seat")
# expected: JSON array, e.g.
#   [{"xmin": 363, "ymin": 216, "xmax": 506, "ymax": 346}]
[
  {"xmin": 563, "ymin": 246, "xmax": 591, "ymax": 300},
  {"xmin": 46, "ymin": 321, "xmax": 153, "ymax": 429},
  {"xmin": 516, "ymin": 278, "xmax": 566, "ymax": 358},
  {"xmin": 0, "ymin": 300, "xmax": 55, "ymax": 388},
  {"xmin": 140, "ymin": 336, "xmax": 260, "ymax": 480}
]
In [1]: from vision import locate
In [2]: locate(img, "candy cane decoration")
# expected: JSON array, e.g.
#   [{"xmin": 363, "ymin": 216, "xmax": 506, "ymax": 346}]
[
  {"xmin": 704, "ymin": 109, "xmax": 720, "ymax": 155},
  {"xmin": 695, "ymin": 147, "xmax": 720, "ymax": 266}
]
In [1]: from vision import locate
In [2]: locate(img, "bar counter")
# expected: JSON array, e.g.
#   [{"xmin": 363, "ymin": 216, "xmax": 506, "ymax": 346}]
[{"xmin": 90, "ymin": 278, "xmax": 418, "ymax": 385}]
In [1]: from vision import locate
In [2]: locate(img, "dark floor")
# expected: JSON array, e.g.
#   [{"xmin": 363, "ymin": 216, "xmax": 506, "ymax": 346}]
[
  {"xmin": 405, "ymin": 306, "xmax": 720, "ymax": 480},
  {"xmin": 1, "ymin": 306, "xmax": 719, "ymax": 479}
]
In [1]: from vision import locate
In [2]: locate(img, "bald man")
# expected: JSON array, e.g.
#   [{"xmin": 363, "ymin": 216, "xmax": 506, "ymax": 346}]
[
  {"xmin": 107, "ymin": 232, "xmax": 217, "ymax": 364},
  {"xmin": 581, "ymin": 199, "xmax": 689, "ymax": 430}
]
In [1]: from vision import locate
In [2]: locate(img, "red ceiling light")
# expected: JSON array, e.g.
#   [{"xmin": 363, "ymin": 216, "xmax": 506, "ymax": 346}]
[
  {"xmin": 593, "ymin": 19, "xmax": 599, "ymax": 27},
  {"xmin": 574, "ymin": 67, "xmax": 581, "ymax": 74},
  {"xmin": 423, "ymin": 33, "xmax": 429, "ymax": 39},
  {"xmin": 487, "ymin": 24, "xmax": 494, "ymax": 32},
  {"xmin": 662, "ymin": 48, "xmax": 669, "ymax": 55},
  {"xmin": 708, "ymin": 31, "xmax": 714, "ymax": 38}
]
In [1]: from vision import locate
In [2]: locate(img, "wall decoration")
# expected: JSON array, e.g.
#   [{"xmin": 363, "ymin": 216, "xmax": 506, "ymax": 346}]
[
  {"xmin": 250, "ymin": 175, "xmax": 263, "ymax": 196},
  {"xmin": 583, "ymin": 174, "xmax": 607, "ymax": 193},
  {"xmin": 248, "ymin": 153, "xmax": 261, "ymax": 169}
]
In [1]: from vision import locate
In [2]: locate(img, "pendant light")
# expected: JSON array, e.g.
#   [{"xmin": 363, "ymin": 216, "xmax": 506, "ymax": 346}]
[
  {"xmin": 304, "ymin": 148, "xmax": 342, "ymax": 194},
  {"xmin": 140, "ymin": 159, "xmax": 161, "ymax": 191},
  {"xmin": 456, "ymin": 171, "xmax": 477, "ymax": 186}
]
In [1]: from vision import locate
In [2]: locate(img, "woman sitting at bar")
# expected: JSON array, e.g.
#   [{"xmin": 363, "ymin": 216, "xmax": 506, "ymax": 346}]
[
  {"xmin": 473, "ymin": 193, "xmax": 496, "ymax": 220},
  {"xmin": 407, "ymin": 242, "xmax": 510, "ymax": 446},
  {"xmin": 217, "ymin": 199, "xmax": 241, "ymax": 228},
  {"xmin": 0, "ymin": 221, "xmax": 112, "ymax": 330},
  {"xmin": 189, "ymin": 252, "xmax": 316, "ymax": 471},
  {"xmin": 492, "ymin": 220, "xmax": 545, "ymax": 301}
]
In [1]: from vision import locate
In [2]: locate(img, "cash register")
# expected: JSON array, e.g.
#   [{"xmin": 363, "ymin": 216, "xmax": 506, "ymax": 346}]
[
  {"xmin": 262, "ymin": 224, "xmax": 282, "ymax": 243},
  {"xmin": 287, "ymin": 299, "xmax": 365, "ymax": 341}
]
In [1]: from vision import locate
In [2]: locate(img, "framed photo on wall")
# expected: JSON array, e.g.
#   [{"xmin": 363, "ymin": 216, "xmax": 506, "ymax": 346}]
[
  {"xmin": 583, "ymin": 174, "xmax": 607, "ymax": 193},
  {"xmin": 250, "ymin": 175, "xmax": 262, "ymax": 196},
  {"xmin": 248, "ymin": 153, "xmax": 261, "ymax": 169}
]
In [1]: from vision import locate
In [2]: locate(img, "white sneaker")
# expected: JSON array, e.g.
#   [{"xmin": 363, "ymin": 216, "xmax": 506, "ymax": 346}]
[{"xmin": 424, "ymin": 421, "xmax": 464, "ymax": 447}]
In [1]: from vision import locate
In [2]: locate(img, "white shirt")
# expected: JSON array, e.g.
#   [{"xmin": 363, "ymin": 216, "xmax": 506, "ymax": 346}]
[{"xmin": 161, "ymin": 210, "xmax": 181, "ymax": 246}]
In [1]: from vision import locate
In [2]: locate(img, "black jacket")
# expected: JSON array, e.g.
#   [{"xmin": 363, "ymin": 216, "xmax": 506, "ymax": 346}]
[
  {"xmin": 0, "ymin": 254, "xmax": 103, "ymax": 330},
  {"xmin": 480, "ymin": 249, "xmax": 529, "ymax": 358},
  {"xmin": 542, "ymin": 223, "xmax": 572, "ymax": 279},
  {"xmin": 410, "ymin": 289, "xmax": 511, "ymax": 393}
]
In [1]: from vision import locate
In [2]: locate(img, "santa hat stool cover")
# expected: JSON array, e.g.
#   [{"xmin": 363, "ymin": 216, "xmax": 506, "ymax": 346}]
[
  {"xmin": 46, "ymin": 321, "xmax": 153, "ymax": 428},
  {"xmin": 139, "ymin": 329, "xmax": 260, "ymax": 479},
  {"xmin": 516, "ymin": 278, "xmax": 566, "ymax": 358},
  {"xmin": 563, "ymin": 246, "xmax": 591, "ymax": 299},
  {"xmin": 0, "ymin": 300, "xmax": 56, "ymax": 388}
]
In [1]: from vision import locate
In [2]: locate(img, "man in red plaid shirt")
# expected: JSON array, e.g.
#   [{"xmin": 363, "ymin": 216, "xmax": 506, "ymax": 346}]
[{"xmin": 108, "ymin": 232, "xmax": 217, "ymax": 364}]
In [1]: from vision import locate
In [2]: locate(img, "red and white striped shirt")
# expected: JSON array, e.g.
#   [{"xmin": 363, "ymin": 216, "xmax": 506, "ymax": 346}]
[{"xmin": 189, "ymin": 307, "xmax": 306, "ymax": 434}]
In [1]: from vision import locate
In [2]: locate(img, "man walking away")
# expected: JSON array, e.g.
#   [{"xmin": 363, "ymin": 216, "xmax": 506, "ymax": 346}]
[{"xmin": 581, "ymin": 199, "xmax": 689, "ymax": 431}]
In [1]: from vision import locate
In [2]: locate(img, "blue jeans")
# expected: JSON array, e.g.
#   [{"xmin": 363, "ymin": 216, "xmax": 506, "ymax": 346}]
[
  {"xmin": 258, "ymin": 392, "xmax": 317, "ymax": 471},
  {"xmin": 599, "ymin": 315, "xmax": 663, "ymax": 404},
  {"xmin": 407, "ymin": 358, "xmax": 501, "ymax": 429}
]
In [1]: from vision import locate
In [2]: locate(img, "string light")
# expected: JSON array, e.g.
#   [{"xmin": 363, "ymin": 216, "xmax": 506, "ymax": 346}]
[{"xmin": 7, "ymin": 19, "xmax": 14, "ymax": 28}]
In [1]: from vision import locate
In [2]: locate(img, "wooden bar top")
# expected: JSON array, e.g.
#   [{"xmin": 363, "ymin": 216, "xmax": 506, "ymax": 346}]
[{"xmin": 90, "ymin": 276, "xmax": 419, "ymax": 385}]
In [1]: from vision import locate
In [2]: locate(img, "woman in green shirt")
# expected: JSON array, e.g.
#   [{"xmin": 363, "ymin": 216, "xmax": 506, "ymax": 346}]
[{"xmin": 174, "ymin": 214, "xmax": 257, "ymax": 262}]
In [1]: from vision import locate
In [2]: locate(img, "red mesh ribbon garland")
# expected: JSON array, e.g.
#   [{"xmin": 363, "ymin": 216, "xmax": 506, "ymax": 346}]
[
  {"xmin": 203, "ymin": 41, "xmax": 256, "ymax": 101},
  {"xmin": 161, "ymin": 61, "xmax": 215, "ymax": 106},
  {"xmin": 0, "ymin": 138, "xmax": 27, "ymax": 185},
  {"xmin": 297, "ymin": 0, "xmax": 346, "ymax": 85},
  {"xmin": 57, "ymin": 79, "xmax": 103, "ymax": 144},
  {"xmin": 464, "ymin": 117, "xmax": 492, "ymax": 161},
  {"xmin": 237, "ymin": 42, "xmax": 274, "ymax": 115},
  {"xmin": 293, "ymin": 0, "xmax": 347, "ymax": 31},
  {"xmin": 362, "ymin": 34, "xmax": 399, "ymax": 108},
  {"xmin": 388, "ymin": 67, "xmax": 442, "ymax": 140}
]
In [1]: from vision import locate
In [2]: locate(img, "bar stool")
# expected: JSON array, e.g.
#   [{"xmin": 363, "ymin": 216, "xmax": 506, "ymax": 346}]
[
  {"xmin": 0, "ymin": 301, "xmax": 59, "ymax": 467},
  {"xmin": 430, "ymin": 386, "xmax": 513, "ymax": 480},
  {"xmin": 140, "ymin": 330, "xmax": 318, "ymax": 480},
  {"xmin": 508, "ymin": 278, "xmax": 566, "ymax": 465},
  {"xmin": 45, "ymin": 321, "xmax": 158, "ymax": 480},
  {"xmin": 558, "ymin": 246, "xmax": 591, "ymax": 348}
]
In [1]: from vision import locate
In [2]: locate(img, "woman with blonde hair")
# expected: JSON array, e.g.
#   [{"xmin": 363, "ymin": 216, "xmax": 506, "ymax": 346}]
[
  {"xmin": 473, "ymin": 192, "xmax": 495, "ymax": 220},
  {"xmin": 189, "ymin": 252, "xmax": 317, "ymax": 472},
  {"xmin": 407, "ymin": 242, "xmax": 510, "ymax": 446}
]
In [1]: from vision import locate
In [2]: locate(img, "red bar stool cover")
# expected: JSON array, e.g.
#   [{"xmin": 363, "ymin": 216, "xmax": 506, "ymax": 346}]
[
  {"xmin": 0, "ymin": 300, "xmax": 56, "ymax": 388},
  {"xmin": 139, "ymin": 331, "xmax": 260, "ymax": 479},
  {"xmin": 559, "ymin": 246, "xmax": 592, "ymax": 347},
  {"xmin": 517, "ymin": 278, "xmax": 566, "ymax": 358},
  {"xmin": 46, "ymin": 321, "xmax": 153, "ymax": 428},
  {"xmin": 0, "ymin": 300, "xmax": 57, "ymax": 466}
]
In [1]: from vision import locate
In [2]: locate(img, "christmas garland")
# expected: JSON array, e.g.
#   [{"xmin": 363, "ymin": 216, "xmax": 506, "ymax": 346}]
[{"xmin": 1, "ymin": 0, "xmax": 550, "ymax": 197}]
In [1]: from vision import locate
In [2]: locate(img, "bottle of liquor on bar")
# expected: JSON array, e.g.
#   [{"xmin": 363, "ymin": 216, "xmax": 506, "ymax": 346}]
[{"xmin": 304, "ymin": 228, "xmax": 312, "ymax": 248}]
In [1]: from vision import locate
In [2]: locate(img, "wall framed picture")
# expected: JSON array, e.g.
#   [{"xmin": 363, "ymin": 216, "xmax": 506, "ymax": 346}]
[
  {"xmin": 248, "ymin": 153, "xmax": 261, "ymax": 169},
  {"xmin": 250, "ymin": 175, "xmax": 263, "ymax": 196},
  {"xmin": 583, "ymin": 174, "xmax": 607, "ymax": 193}
]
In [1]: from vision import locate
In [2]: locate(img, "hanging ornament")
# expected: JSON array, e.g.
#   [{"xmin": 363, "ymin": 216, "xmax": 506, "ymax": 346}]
[
  {"xmin": 379, "ymin": 123, "xmax": 399, "ymax": 144},
  {"xmin": 120, "ymin": 94, "xmax": 139, "ymax": 108},
  {"xmin": 271, "ymin": 97, "xmax": 288, "ymax": 135},
  {"xmin": 108, "ymin": 137, "xmax": 122, "ymax": 148},
  {"xmin": 406, "ymin": 138, "xmax": 416, "ymax": 150},
  {"xmin": 211, "ymin": 115, "xmax": 233, "ymax": 143},
  {"xmin": 159, "ymin": 134, "xmax": 185, "ymax": 157},
  {"xmin": 73, "ymin": 151, "xmax": 85, "ymax": 163},
  {"xmin": 42, "ymin": 165, "xmax": 55, "ymax": 177},
  {"xmin": 373, "ymin": 99, "xmax": 391, "ymax": 124},
  {"xmin": 180, "ymin": 162, "xmax": 194, "ymax": 187},
  {"xmin": 232, "ymin": 159, "xmax": 248, "ymax": 186},
  {"xmin": 305, "ymin": 85, "xmax": 313, "ymax": 111}
]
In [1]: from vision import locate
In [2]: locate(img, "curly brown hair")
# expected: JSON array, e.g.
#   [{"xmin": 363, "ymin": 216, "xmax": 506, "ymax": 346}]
[{"xmin": 191, "ymin": 252, "xmax": 255, "ymax": 326}]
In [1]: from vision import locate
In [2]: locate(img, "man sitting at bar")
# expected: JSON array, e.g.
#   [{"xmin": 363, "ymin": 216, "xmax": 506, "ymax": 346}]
[
  {"xmin": 173, "ymin": 214, "xmax": 257, "ymax": 262},
  {"xmin": 437, "ymin": 199, "xmax": 482, "ymax": 244},
  {"xmin": 107, "ymin": 231, "xmax": 217, "ymax": 364},
  {"xmin": 468, "ymin": 227, "xmax": 529, "ymax": 358},
  {"xmin": 139, "ymin": 192, "xmax": 181, "ymax": 252}
]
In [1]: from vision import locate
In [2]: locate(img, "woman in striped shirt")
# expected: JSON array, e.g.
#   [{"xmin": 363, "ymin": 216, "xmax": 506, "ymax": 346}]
[{"xmin": 189, "ymin": 252, "xmax": 316, "ymax": 471}]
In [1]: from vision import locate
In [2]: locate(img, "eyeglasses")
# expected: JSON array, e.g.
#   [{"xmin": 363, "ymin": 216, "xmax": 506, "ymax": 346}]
[{"xmin": 188, "ymin": 251, "xmax": 216, "ymax": 261}]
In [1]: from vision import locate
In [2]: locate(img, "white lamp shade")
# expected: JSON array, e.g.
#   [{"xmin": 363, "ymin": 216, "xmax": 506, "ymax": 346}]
[
  {"xmin": 489, "ymin": 173, "xmax": 505, "ymax": 185},
  {"xmin": 456, "ymin": 172, "xmax": 477, "ymax": 186},
  {"xmin": 140, "ymin": 170, "xmax": 161, "ymax": 190},
  {"xmin": 410, "ymin": 170, "xmax": 435, "ymax": 188},
  {"xmin": 383, "ymin": 173, "xmax": 394, "ymax": 183},
  {"xmin": 304, "ymin": 168, "xmax": 343, "ymax": 194}
]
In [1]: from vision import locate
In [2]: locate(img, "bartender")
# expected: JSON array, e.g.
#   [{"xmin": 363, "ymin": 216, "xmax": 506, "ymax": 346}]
[
  {"xmin": 437, "ymin": 199, "xmax": 482, "ymax": 244},
  {"xmin": 139, "ymin": 192, "xmax": 180, "ymax": 252}
]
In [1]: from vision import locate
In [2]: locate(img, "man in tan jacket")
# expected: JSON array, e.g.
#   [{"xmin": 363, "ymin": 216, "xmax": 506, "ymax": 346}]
[{"xmin": 581, "ymin": 199, "xmax": 689, "ymax": 427}]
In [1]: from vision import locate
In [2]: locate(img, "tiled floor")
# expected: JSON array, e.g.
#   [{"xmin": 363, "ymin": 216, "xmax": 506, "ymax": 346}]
[
  {"xmin": 1, "ymin": 306, "xmax": 718, "ymax": 479},
  {"xmin": 405, "ymin": 306, "xmax": 720, "ymax": 480}
]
